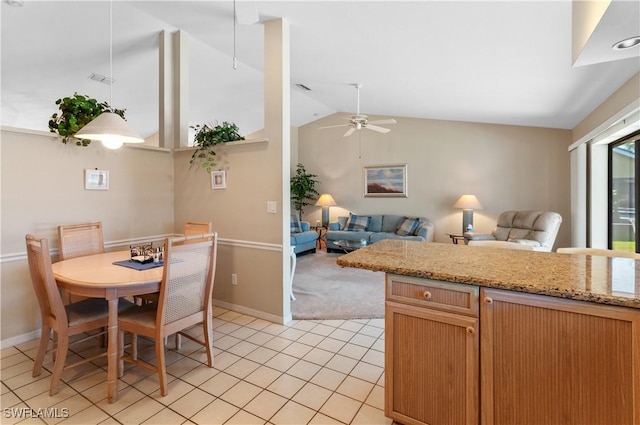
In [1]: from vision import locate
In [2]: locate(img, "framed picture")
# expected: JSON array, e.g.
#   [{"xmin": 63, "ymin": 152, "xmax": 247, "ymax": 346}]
[
  {"xmin": 211, "ymin": 170, "xmax": 227, "ymax": 190},
  {"xmin": 363, "ymin": 164, "xmax": 407, "ymax": 197},
  {"xmin": 85, "ymin": 169, "xmax": 109, "ymax": 190}
]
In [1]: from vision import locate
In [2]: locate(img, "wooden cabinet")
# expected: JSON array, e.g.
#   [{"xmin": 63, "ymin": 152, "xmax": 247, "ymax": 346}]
[
  {"xmin": 385, "ymin": 276, "xmax": 640, "ymax": 425},
  {"xmin": 385, "ymin": 275, "xmax": 479, "ymax": 425},
  {"xmin": 480, "ymin": 288, "xmax": 640, "ymax": 425}
]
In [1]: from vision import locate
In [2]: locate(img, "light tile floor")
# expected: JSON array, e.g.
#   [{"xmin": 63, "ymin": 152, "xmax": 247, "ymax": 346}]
[{"xmin": 0, "ymin": 308, "xmax": 391, "ymax": 425}]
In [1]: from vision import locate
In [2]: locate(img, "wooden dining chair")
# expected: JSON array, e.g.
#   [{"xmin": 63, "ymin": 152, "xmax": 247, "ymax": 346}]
[
  {"xmin": 183, "ymin": 221, "xmax": 213, "ymax": 243},
  {"xmin": 58, "ymin": 222, "xmax": 105, "ymax": 260},
  {"xmin": 57, "ymin": 222, "xmax": 105, "ymax": 304},
  {"xmin": 118, "ymin": 232, "xmax": 218, "ymax": 396},
  {"xmin": 556, "ymin": 247, "xmax": 640, "ymax": 259},
  {"xmin": 25, "ymin": 234, "xmax": 134, "ymax": 395}
]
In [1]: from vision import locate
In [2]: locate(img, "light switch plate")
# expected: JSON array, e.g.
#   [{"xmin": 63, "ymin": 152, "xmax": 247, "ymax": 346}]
[{"xmin": 267, "ymin": 201, "xmax": 277, "ymax": 213}]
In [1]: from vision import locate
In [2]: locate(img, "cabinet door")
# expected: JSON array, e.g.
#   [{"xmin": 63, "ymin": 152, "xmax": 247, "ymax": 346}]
[
  {"xmin": 385, "ymin": 301, "xmax": 479, "ymax": 425},
  {"xmin": 481, "ymin": 288, "xmax": 640, "ymax": 425}
]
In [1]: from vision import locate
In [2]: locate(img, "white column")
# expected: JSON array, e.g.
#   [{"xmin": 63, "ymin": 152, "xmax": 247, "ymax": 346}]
[
  {"xmin": 158, "ymin": 30, "xmax": 189, "ymax": 149},
  {"xmin": 264, "ymin": 19, "xmax": 291, "ymax": 319}
]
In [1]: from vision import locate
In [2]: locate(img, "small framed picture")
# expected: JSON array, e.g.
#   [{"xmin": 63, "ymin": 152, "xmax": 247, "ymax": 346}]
[
  {"xmin": 85, "ymin": 169, "xmax": 109, "ymax": 190},
  {"xmin": 363, "ymin": 164, "xmax": 407, "ymax": 197},
  {"xmin": 211, "ymin": 170, "xmax": 227, "ymax": 190}
]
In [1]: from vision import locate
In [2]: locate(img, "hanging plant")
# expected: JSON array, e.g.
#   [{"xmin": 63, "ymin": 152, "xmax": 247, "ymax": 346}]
[
  {"xmin": 190, "ymin": 121, "xmax": 245, "ymax": 172},
  {"xmin": 48, "ymin": 93, "xmax": 126, "ymax": 146}
]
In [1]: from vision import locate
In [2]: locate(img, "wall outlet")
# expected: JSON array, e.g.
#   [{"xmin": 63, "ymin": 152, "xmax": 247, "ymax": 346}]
[
  {"xmin": 231, "ymin": 273, "xmax": 238, "ymax": 285},
  {"xmin": 267, "ymin": 201, "xmax": 277, "ymax": 213}
]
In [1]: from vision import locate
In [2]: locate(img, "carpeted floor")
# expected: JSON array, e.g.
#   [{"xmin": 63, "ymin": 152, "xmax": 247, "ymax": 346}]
[{"xmin": 291, "ymin": 248, "xmax": 385, "ymax": 320}]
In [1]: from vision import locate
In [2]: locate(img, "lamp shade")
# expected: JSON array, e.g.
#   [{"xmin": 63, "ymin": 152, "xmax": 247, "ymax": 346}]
[
  {"xmin": 315, "ymin": 194, "xmax": 337, "ymax": 207},
  {"xmin": 453, "ymin": 194, "xmax": 483, "ymax": 210},
  {"xmin": 74, "ymin": 112, "xmax": 145, "ymax": 149}
]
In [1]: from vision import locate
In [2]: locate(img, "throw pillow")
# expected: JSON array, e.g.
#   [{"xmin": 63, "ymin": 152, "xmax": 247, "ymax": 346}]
[
  {"xmin": 395, "ymin": 216, "xmax": 420, "ymax": 236},
  {"xmin": 290, "ymin": 215, "xmax": 301, "ymax": 233},
  {"xmin": 345, "ymin": 214, "xmax": 370, "ymax": 232},
  {"xmin": 413, "ymin": 217, "xmax": 430, "ymax": 235}
]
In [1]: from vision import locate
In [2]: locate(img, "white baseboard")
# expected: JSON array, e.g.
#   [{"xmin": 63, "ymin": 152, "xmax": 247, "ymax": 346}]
[
  {"xmin": 213, "ymin": 300, "xmax": 291, "ymax": 325},
  {"xmin": 1, "ymin": 303, "xmax": 292, "ymax": 350},
  {"xmin": 1, "ymin": 329, "xmax": 41, "ymax": 350}
]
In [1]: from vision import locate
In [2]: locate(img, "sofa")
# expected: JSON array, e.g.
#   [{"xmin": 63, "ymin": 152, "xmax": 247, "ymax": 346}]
[
  {"xmin": 326, "ymin": 214, "xmax": 434, "ymax": 253},
  {"xmin": 290, "ymin": 219, "xmax": 319, "ymax": 255},
  {"xmin": 463, "ymin": 210, "xmax": 562, "ymax": 252}
]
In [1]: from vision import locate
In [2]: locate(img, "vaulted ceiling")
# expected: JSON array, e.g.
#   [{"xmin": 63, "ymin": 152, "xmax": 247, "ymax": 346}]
[{"xmin": 2, "ymin": 1, "xmax": 639, "ymax": 139}]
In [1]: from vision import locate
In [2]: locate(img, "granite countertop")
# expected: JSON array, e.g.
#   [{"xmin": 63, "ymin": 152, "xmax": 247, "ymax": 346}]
[{"xmin": 336, "ymin": 240, "xmax": 640, "ymax": 309}]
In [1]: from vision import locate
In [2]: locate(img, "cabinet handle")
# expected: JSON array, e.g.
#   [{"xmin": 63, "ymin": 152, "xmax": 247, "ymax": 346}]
[
  {"xmin": 466, "ymin": 326, "xmax": 475, "ymax": 335},
  {"xmin": 483, "ymin": 296, "xmax": 493, "ymax": 304},
  {"xmin": 423, "ymin": 291, "xmax": 432, "ymax": 300}
]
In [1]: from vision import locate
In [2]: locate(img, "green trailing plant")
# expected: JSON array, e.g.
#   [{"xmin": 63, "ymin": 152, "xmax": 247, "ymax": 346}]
[
  {"xmin": 48, "ymin": 93, "xmax": 125, "ymax": 146},
  {"xmin": 190, "ymin": 121, "xmax": 245, "ymax": 172},
  {"xmin": 290, "ymin": 163, "xmax": 320, "ymax": 217}
]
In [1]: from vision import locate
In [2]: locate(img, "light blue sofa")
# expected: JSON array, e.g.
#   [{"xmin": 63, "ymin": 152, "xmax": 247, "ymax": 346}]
[
  {"xmin": 326, "ymin": 214, "xmax": 434, "ymax": 253},
  {"xmin": 291, "ymin": 221, "xmax": 319, "ymax": 255}
]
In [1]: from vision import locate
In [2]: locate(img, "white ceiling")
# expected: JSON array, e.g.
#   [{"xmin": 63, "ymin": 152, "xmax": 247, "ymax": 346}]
[{"xmin": 2, "ymin": 0, "xmax": 639, "ymax": 139}]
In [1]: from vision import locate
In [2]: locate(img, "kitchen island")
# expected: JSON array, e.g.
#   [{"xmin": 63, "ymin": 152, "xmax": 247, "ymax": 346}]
[{"xmin": 337, "ymin": 240, "xmax": 640, "ymax": 425}]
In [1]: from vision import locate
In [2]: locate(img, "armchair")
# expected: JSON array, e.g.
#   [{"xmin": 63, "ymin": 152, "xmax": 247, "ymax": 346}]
[{"xmin": 464, "ymin": 210, "xmax": 562, "ymax": 252}]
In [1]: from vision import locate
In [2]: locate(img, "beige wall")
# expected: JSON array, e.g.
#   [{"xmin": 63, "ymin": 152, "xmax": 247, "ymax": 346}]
[
  {"xmin": 172, "ymin": 19, "xmax": 290, "ymax": 323},
  {"xmin": 1, "ymin": 128, "xmax": 175, "ymax": 344},
  {"xmin": 298, "ymin": 116, "xmax": 573, "ymax": 248}
]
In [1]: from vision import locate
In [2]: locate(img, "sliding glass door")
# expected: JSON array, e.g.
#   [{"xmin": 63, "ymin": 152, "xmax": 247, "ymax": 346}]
[{"xmin": 609, "ymin": 132, "xmax": 639, "ymax": 253}]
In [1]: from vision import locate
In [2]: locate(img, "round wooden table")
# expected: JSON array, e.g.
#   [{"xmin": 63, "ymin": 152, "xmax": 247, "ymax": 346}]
[{"xmin": 52, "ymin": 251, "xmax": 162, "ymax": 403}]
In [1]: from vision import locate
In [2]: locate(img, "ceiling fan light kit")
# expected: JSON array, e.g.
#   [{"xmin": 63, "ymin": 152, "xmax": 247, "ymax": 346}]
[{"xmin": 319, "ymin": 84, "xmax": 397, "ymax": 137}]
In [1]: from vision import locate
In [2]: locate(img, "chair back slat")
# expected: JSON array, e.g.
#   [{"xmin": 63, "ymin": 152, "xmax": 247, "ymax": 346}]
[
  {"xmin": 58, "ymin": 222, "xmax": 104, "ymax": 260},
  {"xmin": 158, "ymin": 233, "xmax": 217, "ymax": 326},
  {"xmin": 183, "ymin": 221, "xmax": 213, "ymax": 244},
  {"xmin": 26, "ymin": 235, "xmax": 68, "ymax": 326}
]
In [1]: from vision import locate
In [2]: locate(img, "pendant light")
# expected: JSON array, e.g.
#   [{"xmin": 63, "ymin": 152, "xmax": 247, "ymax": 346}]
[{"xmin": 75, "ymin": 0, "xmax": 144, "ymax": 149}]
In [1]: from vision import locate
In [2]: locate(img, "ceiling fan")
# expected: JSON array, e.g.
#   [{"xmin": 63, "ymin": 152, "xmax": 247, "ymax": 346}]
[{"xmin": 320, "ymin": 84, "xmax": 397, "ymax": 137}]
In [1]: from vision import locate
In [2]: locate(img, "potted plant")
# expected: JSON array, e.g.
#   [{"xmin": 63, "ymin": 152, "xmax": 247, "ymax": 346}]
[
  {"xmin": 48, "ymin": 93, "xmax": 126, "ymax": 146},
  {"xmin": 290, "ymin": 163, "xmax": 320, "ymax": 218},
  {"xmin": 190, "ymin": 121, "xmax": 245, "ymax": 172}
]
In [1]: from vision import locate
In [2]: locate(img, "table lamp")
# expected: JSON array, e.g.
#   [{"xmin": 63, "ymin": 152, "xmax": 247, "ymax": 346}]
[
  {"xmin": 453, "ymin": 194, "xmax": 483, "ymax": 233},
  {"xmin": 315, "ymin": 194, "xmax": 337, "ymax": 227}
]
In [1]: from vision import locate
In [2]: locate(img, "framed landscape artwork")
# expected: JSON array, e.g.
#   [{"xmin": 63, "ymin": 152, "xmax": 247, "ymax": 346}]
[{"xmin": 363, "ymin": 164, "xmax": 407, "ymax": 197}]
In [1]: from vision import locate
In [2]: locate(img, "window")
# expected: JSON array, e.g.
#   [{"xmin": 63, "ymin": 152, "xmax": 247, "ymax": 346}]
[{"xmin": 609, "ymin": 131, "xmax": 640, "ymax": 253}]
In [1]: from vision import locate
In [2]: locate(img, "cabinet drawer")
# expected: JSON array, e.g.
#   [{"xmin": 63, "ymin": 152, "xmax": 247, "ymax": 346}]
[{"xmin": 386, "ymin": 274, "xmax": 479, "ymax": 317}]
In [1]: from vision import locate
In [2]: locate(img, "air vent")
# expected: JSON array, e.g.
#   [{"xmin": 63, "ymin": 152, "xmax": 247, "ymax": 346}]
[
  {"xmin": 295, "ymin": 84, "xmax": 311, "ymax": 91},
  {"xmin": 88, "ymin": 73, "xmax": 114, "ymax": 85}
]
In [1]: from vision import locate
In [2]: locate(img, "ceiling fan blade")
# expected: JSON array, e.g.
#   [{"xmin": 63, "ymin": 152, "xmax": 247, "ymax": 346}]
[
  {"xmin": 319, "ymin": 124, "xmax": 350, "ymax": 129},
  {"xmin": 343, "ymin": 127, "xmax": 356, "ymax": 137},
  {"xmin": 366, "ymin": 125, "xmax": 391, "ymax": 134},
  {"xmin": 368, "ymin": 118, "xmax": 397, "ymax": 125}
]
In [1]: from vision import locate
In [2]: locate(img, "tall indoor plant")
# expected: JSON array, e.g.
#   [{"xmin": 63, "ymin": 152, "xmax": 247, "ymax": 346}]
[{"xmin": 290, "ymin": 163, "xmax": 319, "ymax": 218}]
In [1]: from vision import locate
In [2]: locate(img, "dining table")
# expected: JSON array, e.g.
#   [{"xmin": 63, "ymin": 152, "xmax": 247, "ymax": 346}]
[{"xmin": 51, "ymin": 250, "xmax": 162, "ymax": 403}]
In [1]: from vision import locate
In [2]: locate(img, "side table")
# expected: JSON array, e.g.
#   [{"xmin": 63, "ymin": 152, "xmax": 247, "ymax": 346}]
[
  {"xmin": 446, "ymin": 233, "xmax": 465, "ymax": 245},
  {"xmin": 312, "ymin": 225, "xmax": 328, "ymax": 249}
]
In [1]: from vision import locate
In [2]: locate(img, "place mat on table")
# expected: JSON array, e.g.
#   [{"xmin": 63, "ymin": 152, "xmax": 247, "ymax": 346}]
[{"xmin": 113, "ymin": 260, "xmax": 164, "ymax": 271}]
